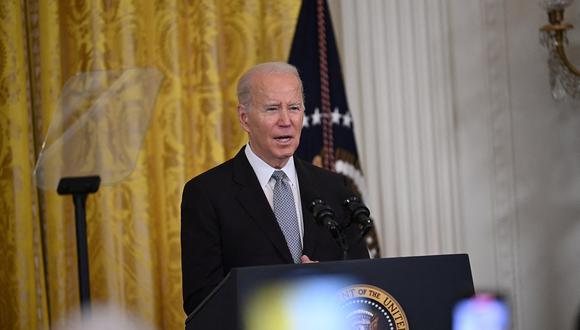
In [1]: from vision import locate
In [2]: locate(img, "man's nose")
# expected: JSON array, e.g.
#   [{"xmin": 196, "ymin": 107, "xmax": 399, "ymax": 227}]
[{"xmin": 277, "ymin": 108, "xmax": 292, "ymax": 125}]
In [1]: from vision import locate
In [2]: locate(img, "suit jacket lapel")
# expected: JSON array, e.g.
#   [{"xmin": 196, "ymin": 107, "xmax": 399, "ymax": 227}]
[
  {"xmin": 232, "ymin": 148, "xmax": 293, "ymax": 263},
  {"xmin": 295, "ymin": 158, "xmax": 324, "ymax": 258}
]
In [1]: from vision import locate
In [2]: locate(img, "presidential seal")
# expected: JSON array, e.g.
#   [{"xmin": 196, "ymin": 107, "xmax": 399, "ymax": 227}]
[{"xmin": 338, "ymin": 284, "xmax": 409, "ymax": 330}]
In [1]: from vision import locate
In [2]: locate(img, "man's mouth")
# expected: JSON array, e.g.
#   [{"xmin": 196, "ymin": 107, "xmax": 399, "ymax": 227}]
[{"xmin": 274, "ymin": 135, "xmax": 293, "ymax": 143}]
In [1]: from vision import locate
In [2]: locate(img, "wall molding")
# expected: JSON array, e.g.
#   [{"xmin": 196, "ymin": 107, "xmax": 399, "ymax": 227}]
[{"xmin": 480, "ymin": 0, "xmax": 521, "ymax": 327}]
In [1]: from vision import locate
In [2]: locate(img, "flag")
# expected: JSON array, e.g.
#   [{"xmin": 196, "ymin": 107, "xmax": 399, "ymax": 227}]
[{"xmin": 288, "ymin": 0, "xmax": 380, "ymax": 258}]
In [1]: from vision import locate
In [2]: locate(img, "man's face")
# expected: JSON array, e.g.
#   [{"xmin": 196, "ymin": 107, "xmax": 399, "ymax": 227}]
[{"xmin": 239, "ymin": 72, "xmax": 304, "ymax": 169}]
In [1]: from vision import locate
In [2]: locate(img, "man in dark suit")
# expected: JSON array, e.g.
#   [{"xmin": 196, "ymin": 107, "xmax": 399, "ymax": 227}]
[{"xmin": 181, "ymin": 62, "xmax": 369, "ymax": 315}]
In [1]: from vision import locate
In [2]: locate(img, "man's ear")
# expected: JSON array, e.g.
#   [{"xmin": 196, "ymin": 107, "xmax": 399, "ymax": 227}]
[{"xmin": 238, "ymin": 104, "xmax": 250, "ymax": 132}]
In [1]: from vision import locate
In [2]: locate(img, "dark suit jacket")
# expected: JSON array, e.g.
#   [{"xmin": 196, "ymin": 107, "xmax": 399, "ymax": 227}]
[{"xmin": 180, "ymin": 147, "xmax": 369, "ymax": 315}]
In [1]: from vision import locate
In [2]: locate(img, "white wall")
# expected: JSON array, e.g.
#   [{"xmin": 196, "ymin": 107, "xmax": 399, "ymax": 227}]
[{"xmin": 330, "ymin": 0, "xmax": 580, "ymax": 329}]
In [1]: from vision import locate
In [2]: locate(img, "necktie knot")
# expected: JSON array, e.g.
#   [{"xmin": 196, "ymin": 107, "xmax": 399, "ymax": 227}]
[{"xmin": 271, "ymin": 170, "xmax": 286, "ymax": 183}]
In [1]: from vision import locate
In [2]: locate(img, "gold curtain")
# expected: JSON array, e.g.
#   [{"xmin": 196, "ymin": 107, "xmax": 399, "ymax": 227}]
[{"xmin": 0, "ymin": 0, "xmax": 300, "ymax": 329}]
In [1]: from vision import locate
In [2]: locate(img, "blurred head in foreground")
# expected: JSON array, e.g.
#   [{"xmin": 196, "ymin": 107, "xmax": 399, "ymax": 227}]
[{"xmin": 54, "ymin": 304, "xmax": 154, "ymax": 330}]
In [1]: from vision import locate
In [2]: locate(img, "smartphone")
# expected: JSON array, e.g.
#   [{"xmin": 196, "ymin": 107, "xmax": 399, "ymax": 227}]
[{"xmin": 452, "ymin": 293, "xmax": 510, "ymax": 330}]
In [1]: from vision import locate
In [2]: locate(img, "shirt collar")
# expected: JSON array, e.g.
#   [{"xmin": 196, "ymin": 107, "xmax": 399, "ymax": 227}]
[{"xmin": 244, "ymin": 143, "xmax": 298, "ymax": 188}]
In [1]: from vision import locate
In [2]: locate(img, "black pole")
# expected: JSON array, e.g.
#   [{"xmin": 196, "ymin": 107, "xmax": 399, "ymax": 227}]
[
  {"xmin": 73, "ymin": 193, "xmax": 91, "ymax": 310},
  {"xmin": 57, "ymin": 175, "xmax": 100, "ymax": 315},
  {"xmin": 336, "ymin": 230, "xmax": 349, "ymax": 261}
]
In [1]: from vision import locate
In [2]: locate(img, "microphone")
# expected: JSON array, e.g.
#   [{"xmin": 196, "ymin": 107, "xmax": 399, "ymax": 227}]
[
  {"xmin": 343, "ymin": 196, "xmax": 373, "ymax": 237},
  {"xmin": 310, "ymin": 199, "xmax": 348, "ymax": 259},
  {"xmin": 310, "ymin": 199, "xmax": 340, "ymax": 238}
]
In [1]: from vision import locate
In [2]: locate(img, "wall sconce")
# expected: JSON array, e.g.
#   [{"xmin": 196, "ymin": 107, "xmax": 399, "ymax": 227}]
[{"xmin": 540, "ymin": 0, "xmax": 580, "ymax": 100}]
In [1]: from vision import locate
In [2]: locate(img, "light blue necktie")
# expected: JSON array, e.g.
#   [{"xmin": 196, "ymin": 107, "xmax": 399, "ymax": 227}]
[{"xmin": 271, "ymin": 170, "xmax": 302, "ymax": 263}]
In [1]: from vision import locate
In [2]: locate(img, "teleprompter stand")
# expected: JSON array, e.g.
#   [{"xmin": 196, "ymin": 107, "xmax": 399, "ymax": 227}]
[{"xmin": 57, "ymin": 175, "xmax": 100, "ymax": 313}]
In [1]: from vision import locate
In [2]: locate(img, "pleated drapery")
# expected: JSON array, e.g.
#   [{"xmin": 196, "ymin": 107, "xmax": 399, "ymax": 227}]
[{"xmin": 0, "ymin": 1, "xmax": 300, "ymax": 329}]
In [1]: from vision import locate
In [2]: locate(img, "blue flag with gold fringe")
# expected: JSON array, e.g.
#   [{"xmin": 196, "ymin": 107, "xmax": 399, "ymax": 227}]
[{"xmin": 288, "ymin": 0, "xmax": 380, "ymax": 257}]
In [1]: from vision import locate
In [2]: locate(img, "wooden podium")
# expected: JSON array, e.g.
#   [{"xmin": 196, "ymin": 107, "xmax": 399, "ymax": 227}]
[{"xmin": 185, "ymin": 254, "xmax": 474, "ymax": 329}]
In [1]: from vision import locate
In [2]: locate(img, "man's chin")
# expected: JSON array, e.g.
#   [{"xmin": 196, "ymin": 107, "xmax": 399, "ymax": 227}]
[{"xmin": 275, "ymin": 146, "xmax": 298, "ymax": 158}]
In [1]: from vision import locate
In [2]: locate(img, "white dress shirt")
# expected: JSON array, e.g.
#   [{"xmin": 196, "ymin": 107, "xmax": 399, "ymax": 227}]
[{"xmin": 244, "ymin": 143, "xmax": 304, "ymax": 243}]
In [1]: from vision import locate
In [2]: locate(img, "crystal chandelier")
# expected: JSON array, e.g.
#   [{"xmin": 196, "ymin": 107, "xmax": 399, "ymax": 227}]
[{"xmin": 539, "ymin": 0, "xmax": 580, "ymax": 100}]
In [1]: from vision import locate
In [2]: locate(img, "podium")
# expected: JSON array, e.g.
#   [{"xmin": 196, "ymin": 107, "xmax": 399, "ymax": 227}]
[{"xmin": 185, "ymin": 254, "xmax": 474, "ymax": 330}]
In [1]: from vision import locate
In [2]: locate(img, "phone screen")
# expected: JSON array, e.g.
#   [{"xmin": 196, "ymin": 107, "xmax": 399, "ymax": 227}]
[{"xmin": 452, "ymin": 294, "xmax": 510, "ymax": 330}]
